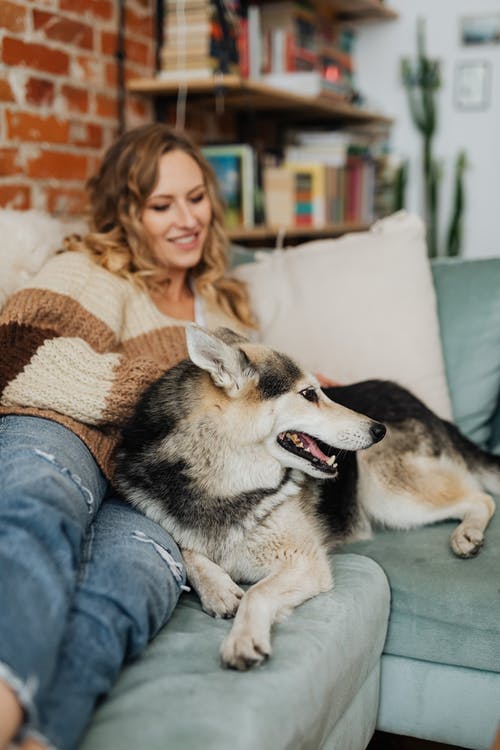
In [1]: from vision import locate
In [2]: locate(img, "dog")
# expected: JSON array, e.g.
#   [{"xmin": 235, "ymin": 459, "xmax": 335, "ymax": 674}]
[{"xmin": 114, "ymin": 326, "xmax": 497, "ymax": 670}]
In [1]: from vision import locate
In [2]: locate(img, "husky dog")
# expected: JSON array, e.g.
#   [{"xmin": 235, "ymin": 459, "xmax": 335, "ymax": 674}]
[{"xmin": 114, "ymin": 326, "xmax": 497, "ymax": 670}]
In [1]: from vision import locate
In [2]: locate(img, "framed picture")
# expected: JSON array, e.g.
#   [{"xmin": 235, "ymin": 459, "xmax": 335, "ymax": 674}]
[
  {"xmin": 201, "ymin": 144, "xmax": 255, "ymax": 228},
  {"xmin": 454, "ymin": 60, "xmax": 491, "ymax": 111},
  {"xmin": 460, "ymin": 13, "xmax": 500, "ymax": 46}
]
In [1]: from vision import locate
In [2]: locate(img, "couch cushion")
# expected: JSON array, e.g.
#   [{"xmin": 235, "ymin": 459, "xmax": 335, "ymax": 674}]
[
  {"xmin": 342, "ymin": 507, "xmax": 500, "ymax": 674},
  {"xmin": 234, "ymin": 212, "xmax": 452, "ymax": 419},
  {"xmin": 431, "ymin": 257, "xmax": 500, "ymax": 447},
  {"xmin": 80, "ymin": 554, "xmax": 389, "ymax": 750}
]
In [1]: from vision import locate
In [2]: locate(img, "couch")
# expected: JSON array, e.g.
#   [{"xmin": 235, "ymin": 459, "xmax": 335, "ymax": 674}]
[{"xmin": 1, "ymin": 210, "xmax": 499, "ymax": 750}]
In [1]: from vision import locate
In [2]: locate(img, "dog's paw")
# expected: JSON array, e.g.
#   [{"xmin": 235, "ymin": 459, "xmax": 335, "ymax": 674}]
[
  {"xmin": 451, "ymin": 524, "xmax": 484, "ymax": 558},
  {"xmin": 198, "ymin": 578, "xmax": 244, "ymax": 619},
  {"xmin": 220, "ymin": 626, "xmax": 271, "ymax": 670}
]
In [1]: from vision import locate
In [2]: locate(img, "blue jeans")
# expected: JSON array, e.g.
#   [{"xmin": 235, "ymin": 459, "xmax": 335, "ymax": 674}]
[{"xmin": 0, "ymin": 416, "xmax": 186, "ymax": 750}]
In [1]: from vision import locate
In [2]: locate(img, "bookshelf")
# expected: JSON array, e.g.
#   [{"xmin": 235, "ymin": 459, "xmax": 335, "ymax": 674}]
[
  {"xmin": 127, "ymin": 75, "xmax": 392, "ymax": 125},
  {"xmin": 128, "ymin": 1, "xmax": 398, "ymax": 244},
  {"xmin": 228, "ymin": 221, "xmax": 370, "ymax": 245},
  {"xmin": 329, "ymin": 0, "xmax": 399, "ymax": 22}
]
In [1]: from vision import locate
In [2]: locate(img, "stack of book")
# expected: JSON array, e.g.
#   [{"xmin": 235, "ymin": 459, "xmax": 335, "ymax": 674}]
[
  {"xmin": 263, "ymin": 131, "xmax": 375, "ymax": 229},
  {"xmin": 159, "ymin": 0, "xmax": 240, "ymax": 80},
  {"xmin": 317, "ymin": 28, "xmax": 356, "ymax": 99},
  {"xmin": 199, "ymin": 134, "xmax": 378, "ymax": 231},
  {"xmin": 250, "ymin": 0, "xmax": 357, "ymax": 99}
]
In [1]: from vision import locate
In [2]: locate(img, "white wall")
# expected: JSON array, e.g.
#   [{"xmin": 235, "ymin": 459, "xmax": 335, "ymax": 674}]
[{"xmin": 356, "ymin": 0, "xmax": 500, "ymax": 258}]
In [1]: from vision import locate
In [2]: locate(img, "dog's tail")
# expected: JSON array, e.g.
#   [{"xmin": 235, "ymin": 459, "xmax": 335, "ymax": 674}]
[
  {"xmin": 474, "ymin": 454, "xmax": 500, "ymax": 495},
  {"xmin": 448, "ymin": 422, "xmax": 500, "ymax": 494}
]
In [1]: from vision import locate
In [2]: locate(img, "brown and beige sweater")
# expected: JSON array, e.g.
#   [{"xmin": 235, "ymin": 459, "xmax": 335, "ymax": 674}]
[{"xmin": 0, "ymin": 250, "xmax": 242, "ymax": 478}]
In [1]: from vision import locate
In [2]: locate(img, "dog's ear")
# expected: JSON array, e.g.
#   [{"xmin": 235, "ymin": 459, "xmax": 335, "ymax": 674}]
[
  {"xmin": 186, "ymin": 325, "xmax": 257, "ymax": 397},
  {"xmin": 213, "ymin": 327, "xmax": 250, "ymax": 346}
]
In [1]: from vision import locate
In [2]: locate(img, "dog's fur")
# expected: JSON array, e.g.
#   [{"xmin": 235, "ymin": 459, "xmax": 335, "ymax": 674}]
[{"xmin": 114, "ymin": 326, "xmax": 497, "ymax": 670}]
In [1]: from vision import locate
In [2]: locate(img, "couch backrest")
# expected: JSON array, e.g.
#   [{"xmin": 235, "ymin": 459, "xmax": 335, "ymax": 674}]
[
  {"xmin": 431, "ymin": 257, "xmax": 500, "ymax": 449},
  {"xmin": 232, "ymin": 224, "xmax": 500, "ymax": 450},
  {"xmin": 234, "ymin": 212, "xmax": 453, "ymax": 420}
]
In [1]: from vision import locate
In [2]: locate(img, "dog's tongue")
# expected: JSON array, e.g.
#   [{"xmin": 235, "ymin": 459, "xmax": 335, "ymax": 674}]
[{"xmin": 297, "ymin": 432, "xmax": 330, "ymax": 462}]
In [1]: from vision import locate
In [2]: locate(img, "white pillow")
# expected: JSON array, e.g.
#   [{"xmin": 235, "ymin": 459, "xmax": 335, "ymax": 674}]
[
  {"xmin": 0, "ymin": 209, "xmax": 86, "ymax": 309},
  {"xmin": 234, "ymin": 211, "xmax": 452, "ymax": 418}
]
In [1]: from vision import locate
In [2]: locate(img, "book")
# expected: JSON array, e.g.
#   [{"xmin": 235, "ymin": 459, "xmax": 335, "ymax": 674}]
[
  {"xmin": 157, "ymin": 67, "xmax": 217, "ymax": 80},
  {"xmin": 284, "ymin": 144, "xmax": 347, "ymax": 167},
  {"xmin": 160, "ymin": 53, "xmax": 218, "ymax": 67},
  {"xmin": 285, "ymin": 130, "xmax": 350, "ymax": 167},
  {"xmin": 262, "ymin": 166, "xmax": 295, "ymax": 227},
  {"xmin": 160, "ymin": 0, "xmax": 240, "ymax": 77},
  {"xmin": 285, "ymin": 161, "xmax": 326, "ymax": 227},
  {"xmin": 261, "ymin": 71, "xmax": 322, "ymax": 96},
  {"xmin": 201, "ymin": 144, "xmax": 255, "ymax": 228},
  {"xmin": 247, "ymin": 5, "xmax": 262, "ymax": 79}
]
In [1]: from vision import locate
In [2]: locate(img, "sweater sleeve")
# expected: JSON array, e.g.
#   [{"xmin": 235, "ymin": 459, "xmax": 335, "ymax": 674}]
[{"xmin": 0, "ymin": 253, "xmax": 188, "ymax": 427}]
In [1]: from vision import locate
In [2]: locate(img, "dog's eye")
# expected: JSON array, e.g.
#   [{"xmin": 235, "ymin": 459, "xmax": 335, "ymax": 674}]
[{"xmin": 300, "ymin": 387, "xmax": 319, "ymax": 403}]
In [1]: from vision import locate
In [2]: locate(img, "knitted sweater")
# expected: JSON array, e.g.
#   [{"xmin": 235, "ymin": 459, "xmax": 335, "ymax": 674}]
[{"xmin": 0, "ymin": 250, "xmax": 243, "ymax": 478}]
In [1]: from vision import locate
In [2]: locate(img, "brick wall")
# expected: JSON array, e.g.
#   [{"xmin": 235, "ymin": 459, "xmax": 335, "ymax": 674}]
[{"xmin": 0, "ymin": 0, "xmax": 156, "ymax": 217}]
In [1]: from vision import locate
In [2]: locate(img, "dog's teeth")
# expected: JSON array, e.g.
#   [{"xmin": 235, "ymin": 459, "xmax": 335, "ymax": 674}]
[
  {"xmin": 289, "ymin": 433, "xmax": 304, "ymax": 448},
  {"xmin": 326, "ymin": 454, "xmax": 337, "ymax": 466}
]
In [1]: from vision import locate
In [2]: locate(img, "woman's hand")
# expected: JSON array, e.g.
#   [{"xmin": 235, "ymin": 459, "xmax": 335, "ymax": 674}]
[{"xmin": 314, "ymin": 373, "xmax": 342, "ymax": 388}]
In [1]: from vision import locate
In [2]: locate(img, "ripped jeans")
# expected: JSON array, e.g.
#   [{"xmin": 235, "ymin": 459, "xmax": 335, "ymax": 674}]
[{"xmin": 0, "ymin": 416, "xmax": 186, "ymax": 750}]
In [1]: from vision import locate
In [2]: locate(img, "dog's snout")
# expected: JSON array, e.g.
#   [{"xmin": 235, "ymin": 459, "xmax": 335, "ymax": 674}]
[{"xmin": 370, "ymin": 422, "xmax": 386, "ymax": 443}]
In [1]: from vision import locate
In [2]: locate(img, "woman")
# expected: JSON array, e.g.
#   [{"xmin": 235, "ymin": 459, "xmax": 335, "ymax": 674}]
[{"xmin": 0, "ymin": 123, "xmax": 255, "ymax": 750}]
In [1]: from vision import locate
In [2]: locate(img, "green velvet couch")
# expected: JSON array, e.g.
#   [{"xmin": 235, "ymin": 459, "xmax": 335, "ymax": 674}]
[{"xmin": 79, "ymin": 251, "xmax": 500, "ymax": 750}]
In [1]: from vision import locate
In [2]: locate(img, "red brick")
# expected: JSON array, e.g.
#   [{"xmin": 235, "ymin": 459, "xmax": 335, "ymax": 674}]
[
  {"xmin": 73, "ymin": 55, "xmax": 103, "ymax": 84},
  {"xmin": 33, "ymin": 10, "xmax": 94, "ymax": 50},
  {"xmin": 60, "ymin": 0, "xmax": 113, "ymax": 21},
  {"xmin": 96, "ymin": 92, "xmax": 117, "ymax": 119},
  {"xmin": 100, "ymin": 30, "xmax": 116, "ymax": 57},
  {"xmin": 127, "ymin": 96, "xmax": 150, "ymax": 119},
  {"xmin": 26, "ymin": 149, "xmax": 88, "ymax": 180},
  {"xmin": 104, "ymin": 61, "xmax": 117, "ymax": 87},
  {"xmin": 0, "ymin": 184, "xmax": 30, "ymax": 209},
  {"xmin": 6, "ymin": 111, "xmax": 69, "ymax": 144},
  {"xmin": 87, "ymin": 154, "xmax": 102, "ymax": 178},
  {"xmin": 61, "ymin": 84, "xmax": 88, "ymax": 113},
  {"xmin": 25, "ymin": 77, "xmax": 55, "ymax": 107},
  {"xmin": 0, "ymin": 0, "xmax": 28, "ymax": 33},
  {"xmin": 0, "ymin": 148, "xmax": 22, "ymax": 177},
  {"xmin": 124, "ymin": 64, "xmax": 148, "ymax": 85},
  {"xmin": 125, "ymin": 7, "xmax": 153, "ymax": 39},
  {"xmin": 0, "ymin": 77, "xmax": 15, "ymax": 102},
  {"xmin": 46, "ymin": 185, "xmax": 88, "ymax": 215},
  {"xmin": 2, "ymin": 37, "xmax": 69, "ymax": 75},
  {"xmin": 125, "ymin": 36, "xmax": 150, "ymax": 67},
  {"xmin": 69, "ymin": 121, "xmax": 103, "ymax": 148}
]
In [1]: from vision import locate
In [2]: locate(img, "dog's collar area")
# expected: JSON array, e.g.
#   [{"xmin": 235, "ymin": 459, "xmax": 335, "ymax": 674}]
[{"xmin": 277, "ymin": 431, "xmax": 338, "ymax": 474}]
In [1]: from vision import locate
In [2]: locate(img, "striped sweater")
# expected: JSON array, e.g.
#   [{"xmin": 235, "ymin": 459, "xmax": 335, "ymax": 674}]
[{"xmin": 0, "ymin": 250, "xmax": 243, "ymax": 478}]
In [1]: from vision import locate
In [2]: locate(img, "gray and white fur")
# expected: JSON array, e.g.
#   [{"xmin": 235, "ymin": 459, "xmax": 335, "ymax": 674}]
[{"xmin": 114, "ymin": 327, "xmax": 497, "ymax": 669}]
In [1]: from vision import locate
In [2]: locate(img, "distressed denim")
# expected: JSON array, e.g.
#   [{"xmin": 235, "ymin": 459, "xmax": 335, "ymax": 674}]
[{"xmin": 0, "ymin": 416, "xmax": 186, "ymax": 750}]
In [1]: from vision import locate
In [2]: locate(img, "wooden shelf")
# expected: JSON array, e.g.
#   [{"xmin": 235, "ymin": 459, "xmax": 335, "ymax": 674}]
[
  {"xmin": 331, "ymin": 0, "xmax": 399, "ymax": 22},
  {"xmin": 128, "ymin": 76, "xmax": 392, "ymax": 125},
  {"xmin": 227, "ymin": 222, "xmax": 371, "ymax": 245}
]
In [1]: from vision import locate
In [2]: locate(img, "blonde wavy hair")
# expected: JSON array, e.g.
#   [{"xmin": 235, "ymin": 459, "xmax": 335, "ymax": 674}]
[{"xmin": 66, "ymin": 123, "xmax": 256, "ymax": 328}]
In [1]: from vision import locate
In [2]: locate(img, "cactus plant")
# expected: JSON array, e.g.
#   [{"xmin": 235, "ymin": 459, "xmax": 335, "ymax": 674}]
[
  {"xmin": 401, "ymin": 18, "xmax": 466, "ymax": 257},
  {"xmin": 446, "ymin": 150, "xmax": 467, "ymax": 257}
]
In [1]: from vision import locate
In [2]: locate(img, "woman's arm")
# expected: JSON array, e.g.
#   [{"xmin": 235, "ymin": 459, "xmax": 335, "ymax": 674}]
[{"xmin": 0, "ymin": 252, "xmax": 187, "ymax": 427}]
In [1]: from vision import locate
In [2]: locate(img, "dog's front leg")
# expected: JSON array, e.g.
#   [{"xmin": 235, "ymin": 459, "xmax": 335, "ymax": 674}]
[
  {"xmin": 182, "ymin": 548, "xmax": 244, "ymax": 618},
  {"xmin": 220, "ymin": 555, "xmax": 332, "ymax": 670}
]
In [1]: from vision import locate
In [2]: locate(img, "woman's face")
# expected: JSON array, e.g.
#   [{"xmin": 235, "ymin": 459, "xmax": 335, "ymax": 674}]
[{"xmin": 141, "ymin": 149, "xmax": 212, "ymax": 274}]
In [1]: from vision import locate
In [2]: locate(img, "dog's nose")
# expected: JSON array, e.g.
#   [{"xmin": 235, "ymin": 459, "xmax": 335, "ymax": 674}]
[{"xmin": 370, "ymin": 422, "xmax": 386, "ymax": 443}]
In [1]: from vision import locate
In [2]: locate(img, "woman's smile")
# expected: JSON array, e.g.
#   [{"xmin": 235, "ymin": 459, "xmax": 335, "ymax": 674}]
[{"xmin": 142, "ymin": 149, "xmax": 212, "ymax": 273}]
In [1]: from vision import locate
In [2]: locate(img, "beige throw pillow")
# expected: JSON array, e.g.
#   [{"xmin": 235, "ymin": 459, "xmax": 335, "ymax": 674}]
[{"xmin": 234, "ymin": 211, "xmax": 452, "ymax": 418}]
